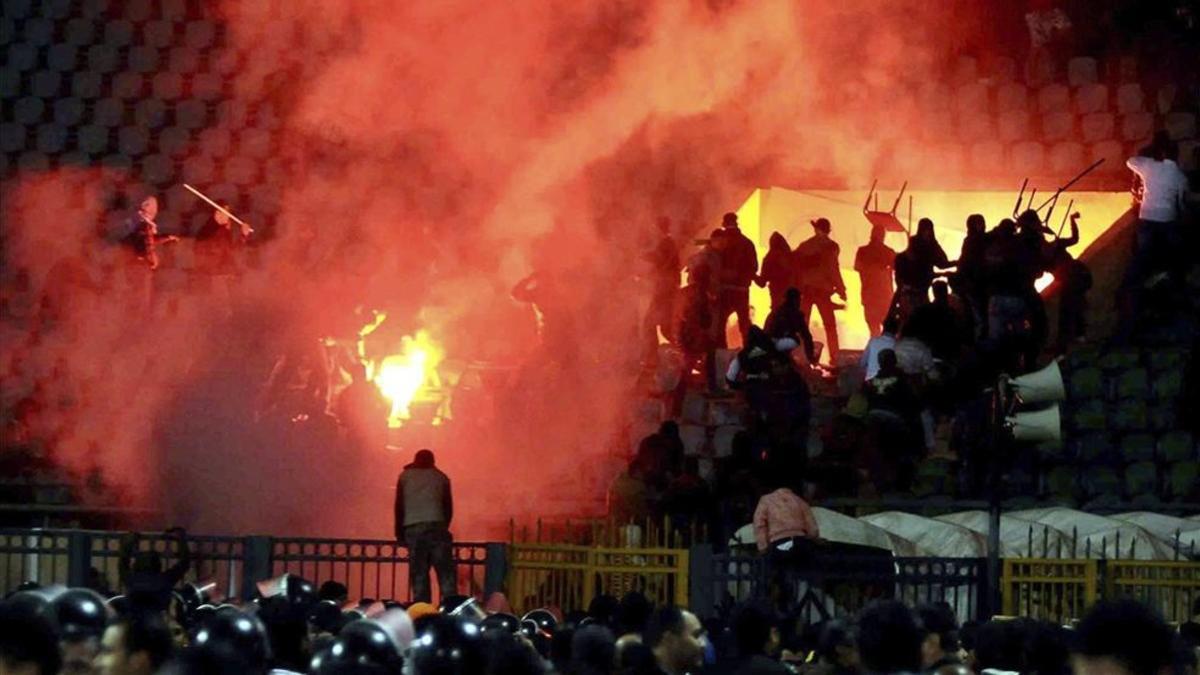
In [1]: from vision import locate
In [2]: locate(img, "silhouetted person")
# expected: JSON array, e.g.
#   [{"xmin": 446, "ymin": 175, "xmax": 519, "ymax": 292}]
[
  {"xmin": 954, "ymin": 214, "xmax": 989, "ymax": 337},
  {"xmin": 756, "ymin": 232, "xmax": 795, "ymax": 310},
  {"xmin": 193, "ymin": 204, "xmax": 250, "ymax": 278},
  {"xmin": 716, "ymin": 213, "xmax": 759, "ymax": 347},
  {"xmin": 636, "ymin": 421, "xmax": 686, "ymax": 482},
  {"xmin": 676, "ymin": 247, "xmax": 721, "ymax": 401},
  {"xmin": 1048, "ymin": 212, "xmax": 1091, "ymax": 352},
  {"xmin": 793, "ymin": 218, "xmax": 846, "ymax": 363},
  {"xmin": 118, "ymin": 196, "xmax": 177, "ymax": 271},
  {"xmin": 863, "ymin": 349, "xmax": 922, "ymax": 490},
  {"xmin": 334, "ymin": 363, "xmax": 389, "ymax": 451},
  {"xmin": 764, "ymin": 288, "xmax": 817, "ymax": 366},
  {"xmin": 394, "ymin": 449, "xmax": 457, "ymax": 604},
  {"xmin": 892, "ymin": 218, "xmax": 951, "ymax": 330},
  {"xmin": 644, "ymin": 216, "xmax": 681, "ymax": 361},
  {"xmin": 854, "ymin": 224, "xmax": 896, "ymax": 337},
  {"xmin": 905, "ymin": 281, "xmax": 968, "ymax": 361},
  {"xmin": 118, "ymin": 528, "xmax": 191, "ymax": 613},
  {"xmin": 511, "ymin": 269, "xmax": 574, "ymax": 360}
]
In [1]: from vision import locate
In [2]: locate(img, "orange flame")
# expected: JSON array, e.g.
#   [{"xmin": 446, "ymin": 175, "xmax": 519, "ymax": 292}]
[{"xmin": 371, "ymin": 330, "xmax": 442, "ymax": 427}]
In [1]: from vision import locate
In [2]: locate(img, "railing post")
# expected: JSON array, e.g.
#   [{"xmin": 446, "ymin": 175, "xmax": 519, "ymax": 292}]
[
  {"xmin": 985, "ymin": 502, "xmax": 1001, "ymax": 618},
  {"xmin": 688, "ymin": 544, "xmax": 714, "ymax": 617},
  {"xmin": 484, "ymin": 543, "xmax": 507, "ymax": 597},
  {"xmin": 240, "ymin": 536, "xmax": 273, "ymax": 601},
  {"xmin": 66, "ymin": 531, "xmax": 93, "ymax": 588}
]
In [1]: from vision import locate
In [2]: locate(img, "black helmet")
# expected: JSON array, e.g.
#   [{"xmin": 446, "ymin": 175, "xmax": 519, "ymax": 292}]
[
  {"xmin": 107, "ymin": 594, "xmax": 131, "ymax": 617},
  {"xmin": 52, "ymin": 588, "xmax": 109, "ymax": 639},
  {"xmin": 309, "ymin": 619, "xmax": 402, "ymax": 674},
  {"xmin": 191, "ymin": 607, "xmax": 272, "ymax": 672},
  {"xmin": 178, "ymin": 581, "xmax": 214, "ymax": 615},
  {"xmin": 308, "ymin": 600, "xmax": 345, "ymax": 634},
  {"xmin": 479, "ymin": 612, "xmax": 520, "ymax": 635},
  {"xmin": 522, "ymin": 608, "xmax": 558, "ymax": 634},
  {"xmin": 407, "ymin": 614, "xmax": 485, "ymax": 675},
  {"xmin": 437, "ymin": 595, "xmax": 471, "ymax": 615}
]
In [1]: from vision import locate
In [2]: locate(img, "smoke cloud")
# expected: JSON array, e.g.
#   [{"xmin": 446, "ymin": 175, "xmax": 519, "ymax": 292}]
[{"xmin": 1, "ymin": 1, "xmax": 994, "ymax": 537}]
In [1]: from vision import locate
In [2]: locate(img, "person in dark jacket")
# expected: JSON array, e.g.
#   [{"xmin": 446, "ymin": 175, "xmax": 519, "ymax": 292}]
[
  {"xmin": 118, "ymin": 527, "xmax": 191, "ymax": 613},
  {"xmin": 394, "ymin": 449, "xmax": 456, "ymax": 603},
  {"xmin": 716, "ymin": 212, "xmax": 759, "ymax": 347},
  {"xmin": 855, "ymin": 224, "xmax": 896, "ymax": 337},
  {"xmin": 756, "ymin": 232, "xmax": 795, "ymax": 311},
  {"xmin": 794, "ymin": 218, "xmax": 847, "ymax": 363}
]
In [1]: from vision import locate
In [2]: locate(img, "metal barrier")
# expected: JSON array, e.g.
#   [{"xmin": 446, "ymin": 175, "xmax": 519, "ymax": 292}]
[
  {"xmin": 1001, "ymin": 558, "xmax": 1098, "ymax": 622},
  {"xmin": 704, "ymin": 549, "xmax": 987, "ymax": 622},
  {"xmin": 507, "ymin": 544, "xmax": 689, "ymax": 615},
  {"xmin": 0, "ymin": 528, "xmax": 502, "ymax": 602},
  {"xmin": 1105, "ymin": 561, "xmax": 1200, "ymax": 623}
]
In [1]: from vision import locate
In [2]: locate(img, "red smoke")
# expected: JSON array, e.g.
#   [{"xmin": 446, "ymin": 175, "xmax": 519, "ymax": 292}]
[{"xmin": 1, "ymin": 1, "xmax": 996, "ymax": 537}]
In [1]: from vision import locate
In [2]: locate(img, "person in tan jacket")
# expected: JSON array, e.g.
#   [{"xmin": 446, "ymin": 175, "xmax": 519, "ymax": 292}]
[{"xmin": 752, "ymin": 482, "xmax": 820, "ymax": 553}]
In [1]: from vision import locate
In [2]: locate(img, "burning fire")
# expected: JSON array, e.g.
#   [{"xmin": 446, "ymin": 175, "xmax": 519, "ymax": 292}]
[{"xmin": 370, "ymin": 330, "xmax": 443, "ymax": 427}]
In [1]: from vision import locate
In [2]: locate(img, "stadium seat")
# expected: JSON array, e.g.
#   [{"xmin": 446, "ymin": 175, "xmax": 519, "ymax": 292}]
[
  {"xmin": 127, "ymin": 45, "xmax": 161, "ymax": 74},
  {"xmin": 197, "ymin": 126, "xmax": 232, "ymax": 157},
  {"xmin": 1165, "ymin": 113, "xmax": 1197, "ymax": 141},
  {"xmin": 1080, "ymin": 112, "xmax": 1113, "ymax": 142},
  {"xmin": 215, "ymin": 100, "xmax": 250, "ymax": 128},
  {"xmin": 1009, "ymin": 140, "xmax": 1046, "ymax": 176},
  {"xmin": 1150, "ymin": 403, "xmax": 1178, "ymax": 433},
  {"xmin": 140, "ymin": 153, "xmax": 175, "ymax": 187},
  {"xmin": 124, "ymin": 0, "xmax": 154, "ymax": 23},
  {"xmin": 76, "ymin": 124, "xmax": 109, "ymax": 155},
  {"xmin": 0, "ymin": 16, "xmax": 14, "ymax": 44},
  {"xmin": 134, "ymin": 98, "xmax": 168, "ymax": 129},
  {"xmin": 93, "ymin": 98, "xmax": 125, "ymax": 127},
  {"xmin": 953, "ymin": 82, "xmax": 990, "ymax": 116},
  {"xmin": 14, "ymin": 97, "xmax": 46, "ymax": 125},
  {"xmin": 191, "ymin": 73, "xmax": 223, "ymax": 102},
  {"xmin": 63, "ymin": 17, "xmax": 96, "ymax": 46},
  {"xmin": 1116, "ymin": 84, "xmax": 1145, "ymax": 114},
  {"xmin": 143, "ymin": 21, "xmax": 176, "ymax": 49},
  {"xmin": 161, "ymin": 0, "xmax": 188, "ymax": 20},
  {"xmin": 0, "ymin": 123, "xmax": 27, "ymax": 154},
  {"xmin": 1155, "ymin": 84, "xmax": 1177, "ymax": 114},
  {"xmin": 1044, "ymin": 465, "xmax": 1078, "ymax": 503},
  {"xmin": 152, "ymin": 72, "xmax": 183, "ymax": 101},
  {"xmin": 1090, "ymin": 140, "xmax": 1124, "ymax": 170},
  {"xmin": 86, "ymin": 44, "xmax": 119, "ymax": 74},
  {"xmin": 17, "ymin": 151, "xmax": 50, "ymax": 171},
  {"xmin": 1066, "ymin": 57, "xmax": 1098, "ymax": 87},
  {"xmin": 1119, "ymin": 433, "xmax": 1156, "ymax": 462},
  {"xmin": 5, "ymin": 0, "xmax": 32, "ymax": 19},
  {"xmin": 1074, "ymin": 84, "xmax": 1108, "ymax": 115},
  {"xmin": 158, "ymin": 126, "xmax": 192, "ymax": 158},
  {"xmin": 1180, "ymin": 140, "xmax": 1199, "ymax": 171},
  {"xmin": 1048, "ymin": 141, "xmax": 1084, "ymax": 173},
  {"xmin": 1120, "ymin": 113, "xmax": 1154, "ymax": 141},
  {"xmin": 35, "ymin": 124, "xmax": 68, "ymax": 154},
  {"xmin": 1159, "ymin": 432, "xmax": 1196, "ymax": 463},
  {"xmin": 7, "ymin": 42, "xmax": 38, "ymax": 72},
  {"xmin": 1081, "ymin": 467, "xmax": 1120, "ymax": 500},
  {"xmin": 240, "ymin": 128, "xmax": 274, "ymax": 160},
  {"xmin": 1152, "ymin": 367, "xmax": 1184, "ymax": 400},
  {"xmin": 53, "ymin": 97, "xmax": 85, "ymax": 127},
  {"xmin": 1116, "ymin": 55, "xmax": 1139, "ymax": 83},
  {"xmin": 956, "ymin": 112, "xmax": 994, "ymax": 141},
  {"xmin": 680, "ymin": 424, "xmax": 706, "ymax": 456},
  {"xmin": 103, "ymin": 19, "xmax": 135, "ymax": 48},
  {"xmin": 712, "ymin": 426, "xmax": 738, "ymax": 458},
  {"xmin": 184, "ymin": 20, "xmax": 217, "ymax": 50},
  {"xmin": 1067, "ymin": 366, "xmax": 1103, "ymax": 398},
  {"xmin": 968, "ymin": 140, "xmax": 1005, "ymax": 169},
  {"xmin": 989, "ymin": 56, "xmax": 1018, "ymax": 83},
  {"xmin": 996, "ymin": 109, "xmax": 1030, "ymax": 142},
  {"xmin": 167, "ymin": 46, "xmax": 201, "ymax": 75},
  {"xmin": 31, "ymin": 70, "xmax": 62, "ymax": 99},
  {"xmin": 47, "ymin": 44, "xmax": 78, "ymax": 72},
  {"xmin": 181, "ymin": 154, "xmax": 215, "ymax": 184},
  {"xmin": 1042, "ymin": 112, "xmax": 1075, "ymax": 142},
  {"xmin": 1114, "ymin": 367, "xmax": 1150, "ymax": 400},
  {"xmin": 112, "ymin": 72, "xmax": 144, "ymax": 100},
  {"xmin": 21, "ymin": 17, "xmax": 54, "ymax": 46},
  {"xmin": 995, "ymin": 82, "xmax": 1029, "ymax": 113},
  {"xmin": 1165, "ymin": 461, "xmax": 1200, "ymax": 501},
  {"xmin": 174, "ymin": 99, "xmax": 208, "ymax": 130},
  {"xmin": 1110, "ymin": 400, "xmax": 1149, "ymax": 432},
  {"xmin": 211, "ymin": 51, "xmax": 242, "ymax": 78},
  {"xmin": 40, "ymin": 0, "xmax": 73, "ymax": 19},
  {"xmin": 1071, "ymin": 433, "xmax": 1116, "ymax": 464},
  {"xmin": 117, "ymin": 127, "xmax": 149, "ymax": 157},
  {"xmin": 1037, "ymin": 84, "xmax": 1070, "ymax": 114},
  {"xmin": 223, "ymin": 154, "xmax": 259, "ymax": 186},
  {"xmin": 0, "ymin": 66, "xmax": 19, "ymax": 99}
]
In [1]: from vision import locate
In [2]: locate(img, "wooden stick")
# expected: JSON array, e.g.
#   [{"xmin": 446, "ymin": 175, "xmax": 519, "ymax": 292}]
[{"xmin": 183, "ymin": 183, "xmax": 253, "ymax": 231}]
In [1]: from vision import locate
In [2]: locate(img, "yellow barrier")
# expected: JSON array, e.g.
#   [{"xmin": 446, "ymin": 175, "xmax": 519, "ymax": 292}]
[
  {"xmin": 1106, "ymin": 561, "xmax": 1200, "ymax": 623},
  {"xmin": 1001, "ymin": 558, "xmax": 1098, "ymax": 622},
  {"xmin": 507, "ymin": 544, "xmax": 689, "ymax": 615}
]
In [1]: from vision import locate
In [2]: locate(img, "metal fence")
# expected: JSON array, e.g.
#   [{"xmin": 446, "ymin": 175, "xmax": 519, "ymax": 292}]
[
  {"xmin": 0, "ymin": 528, "xmax": 502, "ymax": 602},
  {"xmin": 507, "ymin": 544, "xmax": 689, "ymax": 615},
  {"xmin": 701, "ymin": 547, "xmax": 987, "ymax": 622}
]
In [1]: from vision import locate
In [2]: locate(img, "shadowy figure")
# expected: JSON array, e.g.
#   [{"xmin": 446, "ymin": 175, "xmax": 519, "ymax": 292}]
[
  {"xmin": 757, "ymin": 232, "xmax": 795, "ymax": 311},
  {"xmin": 891, "ymin": 218, "xmax": 952, "ymax": 331},
  {"xmin": 793, "ymin": 218, "xmax": 846, "ymax": 363},
  {"xmin": 854, "ymin": 224, "xmax": 896, "ymax": 337},
  {"xmin": 715, "ymin": 213, "xmax": 759, "ymax": 348},
  {"xmin": 643, "ymin": 216, "xmax": 680, "ymax": 362}
]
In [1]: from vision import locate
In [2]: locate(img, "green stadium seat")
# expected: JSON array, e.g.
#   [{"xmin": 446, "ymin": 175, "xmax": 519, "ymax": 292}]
[
  {"xmin": 53, "ymin": 98, "xmax": 85, "ymax": 127},
  {"xmin": 86, "ymin": 44, "xmax": 119, "ymax": 73},
  {"xmin": 1160, "ymin": 433, "xmax": 1196, "ymax": 463},
  {"xmin": 103, "ymin": 20, "xmax": 135, "ymax": 48},
  {"xmin": 93, "ymin": 98, "xmax": 125, "ymax": 127},
  {"xmin": 1067, "ymin": 399, "xmax": 1107, "ymax": 433},
  {"xmin": 71, "ymin": 71, "xmax": 102, "ymax": 99},
  {"xmin": 1110, "ymin": 400, "xmax": 1149, "ymax": 432},
  {"xmin": 1123, "ymin": 461, "xmax": 1158, "ymax": 499},
  {"xmin": 912, "ymin": 458, "xmax": 953, "ymax": 498},
  {"xmin": 1166, "ymin": 461, "xmax": 1200, "ymax": 502},
  {"xmin": 47, "ymin": 44, "xmax": 78, "ymax": 72},
  {"xmin": 1081, "ymin": 467, "xmax": 1121, "ymax": 500},
  {"xmin": 1068, "ymin": 367, "xmax": 1104, "ymax": 399},
  {"xmin": 14, "ymin": 97, "xmax": 46, "ymax": 125},
  {"xmin": 35, "ymin": 124, "xmax": 68, "ymax": 154},
  {"xmin": 0, "ymin": 124, "xmax": 27, "ymax": 154},
  {"xmin": 1119, "ymin": 433, "xmax": 1156, "ymax": 462},
  {"xmin": 6, "ymin": 0, "xmax": 32, "ymax": 19},
  {"xmin": 1044, "ymin": 465, "xmax": 1078, "ymax": 502},
  {"xmin": 31, "ymin": 70, "xmax": 62, "ymax": 99},
  {"xmin": 111, "ymin": 72, "xmax": 144, "ymax": 100},
  {"xmin": 76, "ymin": 124, "xmax": 109, "ymax": 155},
  {"xmin": 7, "ymin": 43, "xmax": 38, "ymax": 72}
]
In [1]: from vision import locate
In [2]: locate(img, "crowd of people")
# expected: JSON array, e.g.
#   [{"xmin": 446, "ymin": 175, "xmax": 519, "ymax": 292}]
[
  {"xmin": 615, "ymin": 133, "xmax": 1195, "ymax": 540},
  {"xmin": 4, "ymin": 561, "xmax": 1198, "ymax": 675}
]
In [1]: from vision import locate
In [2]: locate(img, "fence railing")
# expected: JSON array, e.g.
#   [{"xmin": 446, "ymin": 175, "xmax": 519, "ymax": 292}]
[
  {"xmin": 507, "ymin": 543, "xmax": 689, "ymax": 615},
  {"xmin": 0, "ymin": 529, "xmax": 503, "ymax": 602},
  {"xmin": 1001, "ymin": 558, "xmax": 1098, "ymax": 622},
  {"xmin": 700, "ymin": 547, "xmax": 988, "ymax": 622}
]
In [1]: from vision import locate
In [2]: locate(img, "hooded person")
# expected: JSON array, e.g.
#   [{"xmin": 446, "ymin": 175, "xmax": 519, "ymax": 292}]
[
  {"xmin": 715, "ymin": 212, "xmax": 759, "ymax": 347},
  {"xmin": 394, "ymin": 449, "xmax": 457, "ymax": 604},
  {"xmin": 756, "ymin": 232, "xmax": 795, "ymax": 310},
  {"xmin": 855, "ymin": 224, "xmax": 896, "ymax": 337}
]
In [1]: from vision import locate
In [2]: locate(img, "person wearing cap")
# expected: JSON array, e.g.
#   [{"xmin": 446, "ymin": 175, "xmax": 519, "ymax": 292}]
[
  {"xmin": 715, "ymin": 213, "xmax": 759, "ymax": 347},
  {"xmin": 394, "ymin": 449, "xmax": 457, "ymax": 604},
  {"xmin": 793, "ymin": 217, "xmax": 847, "ymax": 363},
  {"xmin": 854, "ymin": 224, "xmax": 896, "ymax": 337}
]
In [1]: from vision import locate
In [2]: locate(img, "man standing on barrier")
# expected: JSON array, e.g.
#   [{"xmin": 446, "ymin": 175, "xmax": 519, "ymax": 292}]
[{"xmin": 394, "ymin": 448, "xmax": 457, "ymax": 604}]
